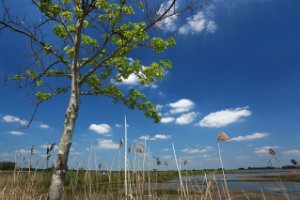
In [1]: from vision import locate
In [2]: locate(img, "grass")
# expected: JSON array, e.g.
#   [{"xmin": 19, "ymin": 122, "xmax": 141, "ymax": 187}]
[
  {"xmin": 0, "ymin": 134, "xmax": 298, "ymax": 199},
  {"xmin": 0, "ymin": 168, "xmax": 298, "ymax": 200}
]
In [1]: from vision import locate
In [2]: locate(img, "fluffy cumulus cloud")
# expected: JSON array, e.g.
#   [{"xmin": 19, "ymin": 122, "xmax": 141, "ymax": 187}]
[
  {"xmin": 9, "ymin": 131, "xmax": 24, "ymax": 136},
  {"xmin": 230, "ymin": 132, "xmax": 270, "ymax": 142},
  {"xmin": 119, "ymin": 73, "xmax": 140, "ymax": 86},
  {"xmin": 96, "ymin": 139, "xmax": 119, "ymax": 150},
  {"xmin": 282, "ymin": 150, "xmax": 300, "ymax": 156},
  {"xmin": 2, "ymin": 114, "xmax": 28, "ymax": 126},
  {"xmin": 139, "ymin": 134, "xmax": 171, "ymax": 141},
  {"xmin": 117, "ymin": 73, "xmax": 158, "ymax": 89},
  {"xmin": 168, "ymin": 99, "xmax": 195, "ymax": 114},
  {"xmin": 161, "ymin": 117, "xmax": 175, "ymax": 124},
  {"xmin": 197, "ymin": 106, "xmax": 251, "ymax": 128},
  {"xmin": 89, "ymin": 124, "xmax": 111, "ymax": 134},
  {"xmin": 176, "ymin": 112, "xmax": 198, "ymax": 125},
  {"xmin": 156, "ymin": 1, "xmax": 217, "ymax": 35},
  {"xmin": 178, "ymin": 11, "xmax": 217, "ymax": 35},
  {"xmin": 254, "ymin": 146, "xmax": 279, "ymax": 155}
]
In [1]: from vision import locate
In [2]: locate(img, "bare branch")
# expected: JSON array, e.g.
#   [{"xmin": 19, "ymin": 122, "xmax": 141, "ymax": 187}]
[{"xmin": 0, "ymin": 19, "xmax": 68, "ymax": 65}]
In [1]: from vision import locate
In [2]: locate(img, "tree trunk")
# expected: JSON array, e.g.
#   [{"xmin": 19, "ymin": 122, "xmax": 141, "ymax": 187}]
[
  {"xmin": 48, "ymin": 16, "xmax": 83, "ymax": 200},
  {"xmin": 47, "ymin": 73, "xmax": 80, "ymax": 200}
]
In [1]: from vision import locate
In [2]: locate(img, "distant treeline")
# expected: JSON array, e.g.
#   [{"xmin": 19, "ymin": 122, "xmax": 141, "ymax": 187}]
[
  {"xmin": 0, "ymin": 162, "xmax": 15, "ymax": 170},
  {"xmin": 238, "ymin": 166, "xmax": 300, "ymax": 170},
  {"xmin": 1, "ymin": 161, "xmax": 299, "ymax": 171}
]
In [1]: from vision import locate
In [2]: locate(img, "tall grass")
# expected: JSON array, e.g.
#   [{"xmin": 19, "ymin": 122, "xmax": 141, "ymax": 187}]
[{"xmin": 0, "ymin": 138, "xmax": 296, "ymax": 200}]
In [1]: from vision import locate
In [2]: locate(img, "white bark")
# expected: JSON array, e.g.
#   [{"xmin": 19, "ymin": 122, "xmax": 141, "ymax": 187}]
[
  {"xmin": 48, "ymin": 17, "xmax": 83, "ymax": 200},
  {"xmin": 48, "ymin": 73, "xmax": 80, "ymax": 200}
]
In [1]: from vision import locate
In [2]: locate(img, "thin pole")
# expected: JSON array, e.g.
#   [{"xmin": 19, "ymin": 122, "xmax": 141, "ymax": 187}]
[{"xmin": 124, "ymin": 116, "xmax": 128, "ymax": 198}]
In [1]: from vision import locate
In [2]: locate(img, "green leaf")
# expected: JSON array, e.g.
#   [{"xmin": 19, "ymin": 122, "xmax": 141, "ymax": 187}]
[
  {"xmin": 63, "ymin": 46, "xmax": 74, "ymax": 58},
  {"xmin": 95, "ymin": 0, "xmax": 108, "ymax": 9},
  {"xmin": 14, "ymin": 74, "xmax": 24, "ymax": 80},
  {"xmin": 36, "ymin": 92, "xmax": 52, "ymax": 101},
  {"xmin": 26, "ymin": 70, "xmax": 37, "ymax": 79},
  {"xmin": 100, "ymin": 85, "xmax": 124, "ymax": 101},
  {"xmin": 83, "ymin": 20, "xmax": 89, "ymax": 28},
  {"xmin": 55, "ymin": 88, "xmax": 68, "ymax": 94},
  {"xmin": 37, "ymin": 80, "xmax": 44, "ymax": 87},
  {"xmin": 82, "ymin": 35, "xmax": 99, "ymax": 47},
  {"xmin": 46, "ymin": 70, "xmax": 69, "ymax": 77},
  {"xmin": 86, "ymin": 74, "xmax": 101, "ymax": 92},
  {"xmin": 53, "ymin": 24, "xmax": 68, "ymax": 39},
  {"xmin": 166, "ymin": 37, "xmax": 176, "ymax": 47},
  {"xmin": 61, "ymin": 11, "xmax": 73, "ymax": 22},
  {"xmin": 62, "ymin": 0, "xmax": 70, "ymax": 5},
  {"xmin": 151, "ymin": 38, "xmax": 167, "ymax": 54},
  {"xmin": 159, "ymin": 59, "xmax": 172, "ymax": 69},
  {"xmin": 43, "ymin": 44, "xmax": 52, "ymax": 54}
]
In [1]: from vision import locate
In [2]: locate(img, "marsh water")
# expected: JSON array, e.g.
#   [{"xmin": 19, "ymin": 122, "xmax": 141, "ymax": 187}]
[{"xmin": 165, "ymin": 169, "xmax": 300, "ymax": 199}]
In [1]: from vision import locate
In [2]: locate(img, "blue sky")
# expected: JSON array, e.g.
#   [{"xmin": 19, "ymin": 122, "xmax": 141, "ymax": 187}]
[{"xmin": 1, "ymin": 0, "xmax": 300, "ymax": 170}]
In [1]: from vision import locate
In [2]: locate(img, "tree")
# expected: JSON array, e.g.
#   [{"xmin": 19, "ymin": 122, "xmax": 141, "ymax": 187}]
[{"xmin": 0, "ymin": 0, "xmax": 198, "ymax": 199}]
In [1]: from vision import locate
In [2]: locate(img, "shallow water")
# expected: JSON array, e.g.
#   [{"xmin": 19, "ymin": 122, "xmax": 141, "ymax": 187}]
[{"xmin": 166, "ymin": 169, "xmax": 300, "ymax": 199}]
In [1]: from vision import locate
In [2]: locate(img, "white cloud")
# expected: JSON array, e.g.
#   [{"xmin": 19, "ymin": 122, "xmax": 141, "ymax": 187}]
[
  {"xmin": 169, "ymin": 99, "xmax": 195, "ymax": 114},
  {"xmin": 115, "ymin": 124, "xmax": 122, "ymax": 128},
  {"xmin": 181, "ymin": 147, "xmax": 210, "ymax": 154},
  {"xmin": 157, "ymin": 0, "xmax": 178, "ymax": 32},
  {"xmin": 89, "ymin": 124, "xmax": 111, "ymax": 134},
  {"xmin": 40, "ymin": 124, "xmax": 50, "ymax": 129},
  {"xmin": 117, "ymin": 73, "xmax": 158, "ymax": 89},
  {"xmin": 156, "ymin": 105, "xmax": 163, "ymax": 111},
  {"xmin": 156, "ymin": 1, "xmax": 217, "ymax": 35},
  {"xmin": 120, "ymin": 74, "xmax": 139, "ymax": 86},
  {"xmin": 162, "ymin": 148, "xmax": 169, "ymax": 152},
  {"xmin": 139, "ymin": 134, "xmax": 171, "ymax": 141},
  {"xmin": 176, "ymin": 112, "xmax": 198, "ymax": 125},
  {"xmin": 147, "ymin": 83, "xmax": 158, "ymax": 89},
  {"xmin": 231, "ymin": 132, "xmax": 270, "ymax": 142},
  {"xmin": 139, "ymin": 135, "xmax": 151, "ymax": 140},
  {"xmin": 9, "ymin": 131, "xmax": 24, "ymax": 136},
  {"xmin": 282, "ymin": 150, "xmax": 300, "ymax": 156},
  {"xmin": 197, "ymin": 106, "xmax": 251, "ymax": 128},
  {"xmin": 2, "ymin": 114, "xmax": 28, "ymax": 126},
  {"xmin": 96, "ymin": 139, "xmax": 119, "ymax": 150},
  {"xmin": 207, "ymin": 20, "xmax": 218, "ymax": 33},
  {"xmin": 161, "ymin": 117, "xmax": 175, "ymax": 124},
  {"xmin": 3, "ymin": 115, "xmax": 20, "ymax": 123},
  {"xmin": 178, "ymin": 11, "xmax": 217, "ymax": 35},
  {"xmin": 254, "ymin": 146, "xmax": 279, "ymax": 155},
  {"xmin": 154, "ymin": 134, "xmax": 171, "ymax": 140}
]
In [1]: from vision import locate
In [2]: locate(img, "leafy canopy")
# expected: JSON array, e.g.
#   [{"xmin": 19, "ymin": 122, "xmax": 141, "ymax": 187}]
[{"xmin": 6, "ymin": 0, "xmax": 177, "ymax": 123}]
